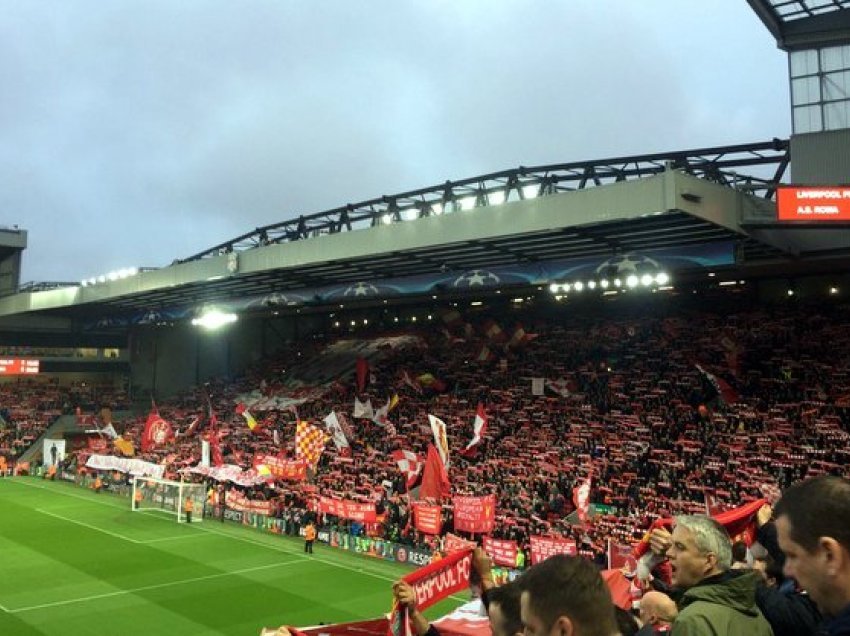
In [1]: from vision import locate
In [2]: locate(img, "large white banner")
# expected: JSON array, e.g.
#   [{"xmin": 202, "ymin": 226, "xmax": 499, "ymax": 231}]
[
  {"xmin": 85, "ymin": 454, "xmax": 164, "ymax": 479},
  {"xmin": 43, "ymin": 439, "xmax": 66, "ymax": 466},
  {"xmin": 201, "ymin": 440, "xmax": 210, "ymax": 467}
]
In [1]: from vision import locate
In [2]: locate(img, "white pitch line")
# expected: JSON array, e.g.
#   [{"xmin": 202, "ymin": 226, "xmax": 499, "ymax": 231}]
[
  {"xmin": 6, "ymin": 560, "xmax": 307, "ymax": 614},
  {"xmin": 138, "ymin": 534, "xmax": 210, "ymax": 544},
  {"xmin": 0, "ymin": 601, "xmax": 10, "ymax": 613},
  {"xmin": 7, "ymin": 480, "xmax": 468, "ymax": 602},
  {"xmin": 36, "ymin": 508, "xmax": 142, "ymax": 544}
]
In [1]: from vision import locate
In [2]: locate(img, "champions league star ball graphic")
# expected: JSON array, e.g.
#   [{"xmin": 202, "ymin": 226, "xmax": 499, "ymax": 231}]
[
  {"xmin": 453, "ymin": 269, "xmax": 501, "ymax": 288},
  {"xmin": 261, "ymin": 293, "xmax": 290, "ymax": 307},
  {"xmin": 343, "ymin": 282, "xmax": 379, "ymax": 297},
  {"xmin": 595, "ymin": 253, "xmax": 661, "ymax": 276}
]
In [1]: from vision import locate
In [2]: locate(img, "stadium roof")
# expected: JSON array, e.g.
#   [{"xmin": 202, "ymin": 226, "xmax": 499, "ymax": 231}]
[
  {"xmin": 748, "ymin": 0, "xmax": 850, "ymax": 49},
  {"xmin": 8, "ymin": 137, "xmax": 848, "ymax": 327}
]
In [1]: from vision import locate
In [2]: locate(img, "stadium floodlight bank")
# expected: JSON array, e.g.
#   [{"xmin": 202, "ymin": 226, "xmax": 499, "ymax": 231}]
[{"xmin": 131, "ymin": 476, "xmax": 206, "ymax": 523}]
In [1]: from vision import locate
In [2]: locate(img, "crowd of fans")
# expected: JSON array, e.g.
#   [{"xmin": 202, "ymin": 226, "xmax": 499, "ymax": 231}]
[
  {"xmin": 48, "ymin": 298, "xmax": 848, "ymax": 565},
  {"xmin": 6, "ymin": 294, "xmax": 850, "ymax": 634}
]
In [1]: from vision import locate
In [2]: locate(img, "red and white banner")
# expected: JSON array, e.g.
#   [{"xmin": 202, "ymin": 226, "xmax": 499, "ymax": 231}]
[
  {"xmin": 252, "ymin": 454, "xmax": 307, "ymax": 481},
  {"xmin": 412, "ymin": 503, "xmax": 442, "ymax": 535},
  {"xmin": 452, "ymin": 494, "xmax": 496, "ymax": 534},
  {"xmin": 444, "ymin": 533, "xmax": 477, "ymax": 554},
  {"xmin": 429, "ymin": 414, "xmax": 450, "ymax": 468},
  {"xmin": 141, "ymin": 408, "xmax": 174, "ymax": 453},
  {"xmin": 388, "ymin": 548, "xmax": 475, "ymax": 636},
  {"xmin": 323, "ymin": 411, "xmax": 351, "ymax": 456},
  {"xmin": 607, "ymin": 539, "xmax": 637, "ymax": 575},
  {"xmin": 530, "ymin": 535, "xmax": 577, "ymax": 565},
  {"xmin": 391, "ymin": 449, "xmax": 422, "ymax": 488},
  {"xmin": 226, "ymin": 490, "xmax": 274, "ymax": 516},
  {"xmin": 85, "ymin": 454, "xmax": 164, "ymax": 479},
  {"xmin": 482, "ymin": 537, "xmax": 519, "ymax": 567},
  {"xmin": 317, "ymin": 496, "xmax": 377, "ymax": 522}
]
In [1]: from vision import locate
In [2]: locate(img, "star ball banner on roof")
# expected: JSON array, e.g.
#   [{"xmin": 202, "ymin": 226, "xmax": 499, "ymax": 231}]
[{"xmin": 85, "ymin": 242, "xmax": 733, "ymax": 329}]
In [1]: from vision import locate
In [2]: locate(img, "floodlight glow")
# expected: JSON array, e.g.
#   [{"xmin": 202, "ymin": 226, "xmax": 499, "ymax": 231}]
[
  {"xmin": 614, "ymin": 278, "xmax": 622, "ymax": 288},
  {"xmin": 599, "ymin": 279, "xmax": 609, "ymax": 289},
  {"xmin": 128, "ymin": 267, "xmax": 138, "ymax": 276},
  {"xmin": 107, "ymin": 271, "xmax": 119, "ymax": 281},
  {"xmin": 562, "ymin": 283, "xmax": 571, "ymax": 292},
  {"xmin": 191, "ymin": 310, "xmax": 238, "ymax": 330},
  {"xmin": 549, "ymin": 283, "xmax": 560, "ymax": 293},
  {"xmin": 489, "ymin": 192, "xmax": 506, "ymax": 205},
  {"xmin": 459, "ymin": 197, "xmax": 476, "ymax": 211},
  {"xmin": 81, "ymin": 280, "xmax": 88, "ymax": 287},
  {"xmin": 655, "ymin": 272, "xmax": 670, "ymax": 285},
  {"xmin": 350, "ymin": 320, "xmax": 356, "ymax": 326},
  {"xmin": 432, "ymin": 203, "xmax": 443, "ymax": 215},
  {"xmin": 574, "ymin": 281, "xmax": 584, "ymax": 292},
  {"xmin": 97, "ymin": 275, "xmax": 106, "ymax": 283},
  {"xmin": 830, "ymin": 286, "xmax": 839, "ymax": 295},
  {"xmin": 640, "ymin": 274, "xmax": 653, "ymax": 286},
  {"xmin": 626, "ymin": 275, "xmax": 639, "ymax": 288},
  {"xmin": 402, "ymin": 209, "xmax": 418, "ymax": 221},
  {"xmin": 787, "ymin": 289, "xmax": 795, "ymax": 297},
  {"xmin": 587, "ymin": 281, "xmax": 597, "ymax": 290},
  {"xmin": 381, "ymin": 214, "xmax": 392, "ymax": 225}
]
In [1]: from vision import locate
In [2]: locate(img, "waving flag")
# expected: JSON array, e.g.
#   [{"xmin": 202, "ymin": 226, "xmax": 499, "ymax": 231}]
[
  {"xmin": 353, "ymin": 397, "xmax": 374, "ymax": 419},
  {"xmin": 391, "ymin": 449, "xmax": 422, "ymax": 488},
  {"xmin": 323, "ymin": 411, "xmax": 351, "ymax": 457},
  {"xmin": 235, "ymin": 402, "xmax": 258, "ymax": 432},
  {"xmin": 419, "ymin": 444, "xmax": 451, "ymax": 500},
  {"xmin": 460, "ymin": 403, "xmax": 488, "ymax": 457},
  {"xmin": 101, "ymin": 423, "xmax": 119, "ymax": 440},
  {"xmin": 141, "ymin": 405, "xmax": 174, "ymax": 453},
  {"xmin": 428, "ymin": 414, "xmax": 450, "ymax": 468},
  {"xmin": 295, "ymin": 421, "xmax": 328, "ymax": 467}
]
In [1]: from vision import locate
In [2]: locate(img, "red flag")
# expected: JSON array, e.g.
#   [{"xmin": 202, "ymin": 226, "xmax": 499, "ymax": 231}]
[
  {"xmin": 141, "ymin": 407, "xmax": 174, "ymax": 452},
  {"xmin": 419, "ymin": 444, "xmax": 450, "ymax": 500},
  {"xmin": 356, "ymin": 357, "xmax": 369, "ymax": 394}
]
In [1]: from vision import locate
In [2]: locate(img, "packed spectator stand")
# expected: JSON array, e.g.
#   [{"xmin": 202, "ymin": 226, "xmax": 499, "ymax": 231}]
[{"xmin": 17, "ymin": 294, "xmax": 850, "ymax": 568}]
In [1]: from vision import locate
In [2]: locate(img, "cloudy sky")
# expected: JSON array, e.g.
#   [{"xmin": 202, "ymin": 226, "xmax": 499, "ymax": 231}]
[{"xmin": 1, "ymin": 1, "xmax": 789, "ymax": 284}]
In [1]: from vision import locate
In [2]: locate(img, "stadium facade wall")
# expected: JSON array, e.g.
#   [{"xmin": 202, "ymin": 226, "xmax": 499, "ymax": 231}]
[{"xmin": 791, "ymin": 129, "xmax": 850, "ymax": 185}]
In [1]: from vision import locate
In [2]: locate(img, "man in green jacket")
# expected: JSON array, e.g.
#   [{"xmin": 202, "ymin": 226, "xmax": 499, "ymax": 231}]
[{"xmin": 650, "ymin": 515, "xmax": 773, "ymax": 636}]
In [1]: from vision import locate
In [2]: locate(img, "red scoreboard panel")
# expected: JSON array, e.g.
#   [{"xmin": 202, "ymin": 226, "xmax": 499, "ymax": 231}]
[
  {"xmin": 777, "ymin": 186, "xmax": 850, "ymax": 222},
  {"xmin": 0, "ymin": 359, "xmax": 40, "ymax": 375}
]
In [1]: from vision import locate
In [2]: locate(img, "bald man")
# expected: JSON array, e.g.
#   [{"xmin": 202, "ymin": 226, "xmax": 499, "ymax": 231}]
[{"xmin": 637, "ymin": 591, "xmax": 677, "ymax": 635}]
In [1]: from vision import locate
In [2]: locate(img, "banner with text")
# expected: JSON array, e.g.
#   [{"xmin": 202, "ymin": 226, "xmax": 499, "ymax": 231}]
[
  {"xmin": 318, "ymin": 496, "xmax": 377, "ymax": 523},
  {"xmin": 530, "ymin": 535, "xmax": 577, "ymax": 565},
  {"xmin": 253, "ymin": 454, "xmax": 307, "ymax": 481},
  {"xmin": 482, "ymin": 537, "xmax": 520, "ymax": 567},
  {"xmin": 413, "ymin": 503, "xmax": 442, "ymax": 535},
  {"xmin": 452, "ymin": 494, "xmax": 496, "ymax": 534}
]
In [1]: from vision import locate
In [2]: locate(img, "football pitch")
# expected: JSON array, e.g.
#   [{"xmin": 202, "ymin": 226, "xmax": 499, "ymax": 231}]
[{"xmin": 0, "ymin": 478, "xmax": 462, "ymax": 635}]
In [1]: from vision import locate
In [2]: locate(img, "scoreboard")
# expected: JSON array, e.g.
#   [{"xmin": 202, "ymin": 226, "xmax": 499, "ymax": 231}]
[
  {"xmin": 0, "ymin": 359, "xmax": 40, "ymax": 375},
  {"xmin": 777, "ymin": 186, "xmax": 850, "ymax": 222}
]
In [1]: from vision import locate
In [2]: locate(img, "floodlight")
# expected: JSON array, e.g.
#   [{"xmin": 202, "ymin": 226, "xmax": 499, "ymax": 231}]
[
  {"xmin": 626, "ymin": 275, "xmax": 639, "ymax": 288},
  {"xmin": 614, "ymin": 278, "xmax": 622, "ymax": 288},
  {"xmin": 640, "ymin": 274, "xmax": 653, "ymax": 286},
  {"xmin": 599, "ymin": 279, "xmax": 609, "ymax": 289},
  {"xmin": 574, "ymin": 281, "xmax": 584, "ymax": 292},
  {"xmin": 489, "ymin": 191, "xmax": 506, "ymax": 205},
  {"xmin": 191, "ymin": 310, "xmax": 238, "ymax": 330},
  {"xmin": 655, "ymin": 272, "xmax": 670, "ymax": 285},
  {"xmin": 549, "ymin": 283, "xmax": 560, "ymax": 293},
  {"xmin": 587, "ymin": 281, "xmax": 597, "ymax": 290}
]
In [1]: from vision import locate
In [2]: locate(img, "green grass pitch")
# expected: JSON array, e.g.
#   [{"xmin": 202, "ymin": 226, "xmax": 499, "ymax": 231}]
[{"xmin": 0, "ymin": 478, "xmax": 463, "ymax": 635}]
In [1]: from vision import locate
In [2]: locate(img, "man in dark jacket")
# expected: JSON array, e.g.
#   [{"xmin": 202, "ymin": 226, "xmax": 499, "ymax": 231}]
[
  {"xmin": 775, "ymin": 476, "xmax": 850, "ymax": 636},
  {"xmin": 649, "ymin": 515, "xmax": 772, "ymax": 636}
]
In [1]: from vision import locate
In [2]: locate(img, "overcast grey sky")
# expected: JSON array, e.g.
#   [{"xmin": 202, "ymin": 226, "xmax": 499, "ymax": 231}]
[{"xmin": 1, "ymin": 1, "xmax": 788, "ymax": 284}]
